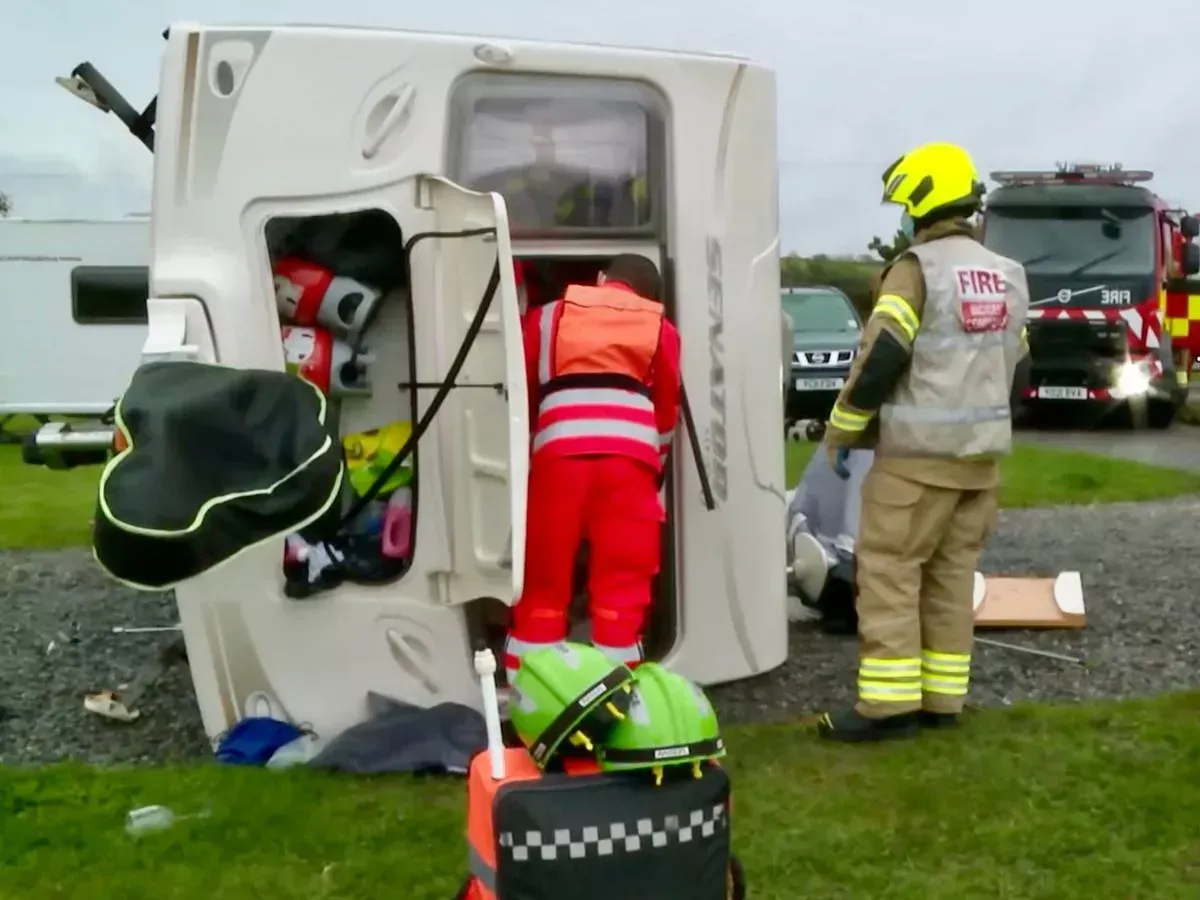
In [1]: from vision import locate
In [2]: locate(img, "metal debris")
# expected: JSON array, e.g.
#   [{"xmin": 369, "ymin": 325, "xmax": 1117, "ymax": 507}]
[{"xmin": 975, "ymin": 636, "xmax": 1085, "ymax": 665}]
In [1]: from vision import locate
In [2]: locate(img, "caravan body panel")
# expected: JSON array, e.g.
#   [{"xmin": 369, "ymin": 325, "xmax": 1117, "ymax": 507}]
[{"xmin": 148, "ymin": 23, "xmax": 785, "ymax": 741}]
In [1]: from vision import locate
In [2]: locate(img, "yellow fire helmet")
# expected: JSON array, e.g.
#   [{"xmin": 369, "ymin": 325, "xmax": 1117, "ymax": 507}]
[{"xmin": 880, "ymin": 142, "xmax": 986, "ymax": 221}]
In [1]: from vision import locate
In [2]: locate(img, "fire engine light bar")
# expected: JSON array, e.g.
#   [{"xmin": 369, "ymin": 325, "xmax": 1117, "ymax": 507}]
[{"xmin": 990, "ymin": 164, "xmax": 1154, "ymax": 186}]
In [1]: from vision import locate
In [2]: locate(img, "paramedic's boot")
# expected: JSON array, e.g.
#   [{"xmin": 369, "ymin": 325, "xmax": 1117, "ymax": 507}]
[{"xmin": 817, "ymin": 708, "xmax": 919, "ymax": 743}]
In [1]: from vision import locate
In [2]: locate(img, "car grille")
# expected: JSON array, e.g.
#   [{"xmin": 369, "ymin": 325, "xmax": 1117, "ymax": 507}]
[{"xmin": 794, "ymin": 349, "xmax": 854, "ymax": 367}]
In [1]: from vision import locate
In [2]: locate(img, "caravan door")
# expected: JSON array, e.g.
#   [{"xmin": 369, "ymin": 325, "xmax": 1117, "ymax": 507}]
[{"xmin": 420, "ymin": 176, "xmax": 528, "ymax": 605}]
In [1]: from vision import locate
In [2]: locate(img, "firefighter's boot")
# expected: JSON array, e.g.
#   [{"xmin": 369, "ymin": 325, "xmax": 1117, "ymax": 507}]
[
  {"xmin": 817, "ymin": 708, "xmax": 920, "ymax": 743},
  {"xmin": 918, "ymin": 711, "xmax": 959, "ymax": 729}
]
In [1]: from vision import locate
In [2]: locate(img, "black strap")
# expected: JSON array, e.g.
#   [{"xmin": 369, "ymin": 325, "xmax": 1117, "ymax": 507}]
[
  {"xmin": 339, "ymin": 257, "xmax": 500, "ymax": 526},
  {"xmin": 602, "ymin": 735, "xmax": 724, "ymax": 766},
  {"xmin": 529, "ymin": 666, "xmax": 632, "ymax": 767},
  {"xmin": 679, "ymin": 383, "xmax": 716, "ymax": 510},
  {"xmin": 541, "ymin": 372, "xmax": 650, "ymax": 397}
]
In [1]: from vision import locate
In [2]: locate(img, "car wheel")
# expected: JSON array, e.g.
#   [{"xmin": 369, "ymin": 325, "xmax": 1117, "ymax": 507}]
[{"xmin": 804, "ymin": 420, "xmax": 825, "ymax": 442}]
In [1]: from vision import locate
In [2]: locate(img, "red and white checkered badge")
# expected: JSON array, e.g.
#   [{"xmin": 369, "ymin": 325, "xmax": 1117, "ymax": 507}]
[{"xmin": 953, "ymin": 266, "xmax": 1009, "ymax": 333}]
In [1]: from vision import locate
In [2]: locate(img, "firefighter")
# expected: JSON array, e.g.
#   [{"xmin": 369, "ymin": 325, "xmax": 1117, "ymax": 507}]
[
  {"xmin": 503, "ymin": 254, "xmax": 681, "ymax": 683},
  {"xmin": 818, "ymin": 142, "xmax": 1032, "ymax": 742}
]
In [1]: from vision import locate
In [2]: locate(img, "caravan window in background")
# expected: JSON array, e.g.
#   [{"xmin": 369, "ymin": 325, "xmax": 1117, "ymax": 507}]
[
  {"xmin": 71, "ymin": 266, "xmax": 149, "ymax": 324},
  {"xmin": 447, "ymin": 73, "xmax": 667, "ymax": 236}
]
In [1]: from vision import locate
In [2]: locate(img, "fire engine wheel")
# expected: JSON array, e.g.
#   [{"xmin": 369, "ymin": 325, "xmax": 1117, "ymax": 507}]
[
  {"xmin": 727, "ymin": 853, "xmax": 747, "ymax": 900},
  {"xmin": 1147, "ymin": 401, "xmax": 1176, "ymax": 430},
  {"xmin": 804, "ymin": 420, "xmax": 826, "ymax": 442}
]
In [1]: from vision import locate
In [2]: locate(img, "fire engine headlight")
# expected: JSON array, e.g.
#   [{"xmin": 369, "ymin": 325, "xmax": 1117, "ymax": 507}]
[{"xmin": 1113, "ymin": 361, "xmax": 1152, "ymax": 399}]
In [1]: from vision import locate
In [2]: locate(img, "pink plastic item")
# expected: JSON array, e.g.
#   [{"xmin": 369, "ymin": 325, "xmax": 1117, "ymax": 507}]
[{"xmin": 381, "ymin": 488, "xmax": 413, "ymax": 559}]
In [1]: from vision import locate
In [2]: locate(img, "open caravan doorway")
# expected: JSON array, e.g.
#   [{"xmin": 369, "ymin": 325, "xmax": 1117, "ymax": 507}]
[
  {"xmin": 263, "ymin": 209, "xmax": 422, "ymax": 591},
  {"xmin": 465, "ymin": 250, "xmax": 681, "ymax": 683},
  {"xmin": 262, "ymin": 226, "xmax": 680, "ymax": 683}
]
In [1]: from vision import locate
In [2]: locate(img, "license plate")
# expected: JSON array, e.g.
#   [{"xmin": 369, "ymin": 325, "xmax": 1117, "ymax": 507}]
[
  {"xmin": 1038, "ymin": 386, "xmax": 1088, "ymax": 400},
  {"xmin": 794, "ymin": 378, "xmax": 844, "ymax": 391}
]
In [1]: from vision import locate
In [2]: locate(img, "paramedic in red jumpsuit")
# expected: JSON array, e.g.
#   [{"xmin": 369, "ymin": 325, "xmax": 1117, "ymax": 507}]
[{"xmin": 504, "ymin": 255, "xmax": 682, "ymax": 682}]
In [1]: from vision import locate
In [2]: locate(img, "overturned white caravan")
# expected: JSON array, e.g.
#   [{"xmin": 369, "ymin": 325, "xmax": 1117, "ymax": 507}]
[{"xmin": 51, "ymin": 23, "xmax": 788, "ymax": 742}]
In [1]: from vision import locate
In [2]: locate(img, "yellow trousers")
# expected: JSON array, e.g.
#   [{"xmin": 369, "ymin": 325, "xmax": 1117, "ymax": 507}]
[{"xmin": 854, "ymin": 466, "xmax": 999, "ymax": 718}]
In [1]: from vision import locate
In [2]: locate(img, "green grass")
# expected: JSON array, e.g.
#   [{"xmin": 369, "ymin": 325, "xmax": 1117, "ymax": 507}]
[
  {"xmin": 784, "ymin": 440, "xmax": 1200, "ymax": 508},
  {"xmin": 5, "ymin": 434, "xmax": 1200, "ymax": 895},
  {"xmin": 0, "ymin": 446, "xmax": 100, "ymax": 550},
  {"xmin": 3, "ymin": 693, "xmax": 1200, "ymax": 899},
  {"xmin": 2, "ymin": 438, "xmax": 1199, "ymax": 552}
]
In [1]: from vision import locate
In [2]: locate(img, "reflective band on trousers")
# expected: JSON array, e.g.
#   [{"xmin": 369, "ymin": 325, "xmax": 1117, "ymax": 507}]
[
  {"xmin": 593, "ymin": 641, "xmax": 643, "ymax": 667},
  {"xmin": 922, "ymin": 649, "xmax": 970, "ymax": 697},
  {"xmin": 858, "ymin": 657, "xmax": 921, "ymax": 704},
  {"xmin": 504, "ymin": 636, "xmax": 557, "ymax": 679}
]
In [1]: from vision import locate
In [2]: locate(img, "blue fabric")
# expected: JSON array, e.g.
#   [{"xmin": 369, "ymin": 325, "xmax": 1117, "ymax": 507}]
[
  {"xmin": 215, "ymin": 717, "xmax": 306, "ymax": 766},
  {"xmin": 832, "ymin": 447, "xmax": 852, "ymax": 480}
]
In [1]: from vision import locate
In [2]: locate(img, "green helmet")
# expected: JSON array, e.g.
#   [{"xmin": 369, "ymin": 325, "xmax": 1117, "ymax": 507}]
[
  {"xmin": 599, "ymin": 663, "xmax": 725, "ymax": 781},
  {"xmin": 509, "ymin": 642, "xmax": 635, "ymax": 768}
]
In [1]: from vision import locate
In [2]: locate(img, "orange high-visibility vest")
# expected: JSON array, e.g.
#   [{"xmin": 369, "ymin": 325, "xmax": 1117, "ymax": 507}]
[{"xmin": 532, "ymin": 284, "xmax": 664, "ymax": 467}]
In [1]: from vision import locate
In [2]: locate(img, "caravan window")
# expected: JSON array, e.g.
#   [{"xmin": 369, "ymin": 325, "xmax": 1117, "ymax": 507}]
[
  {"xmin": 448, "ymin": 73, "xmax": 667, "ymax": 235},
  {"xmin": 71, "ymin": 266, "xmax": 149, "ymax": 324}
]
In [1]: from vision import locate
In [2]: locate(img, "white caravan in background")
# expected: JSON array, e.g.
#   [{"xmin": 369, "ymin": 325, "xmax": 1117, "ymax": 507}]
[
  {"xmin": 45, "ymin": 23, "xmax": 788, "ymax": 744},
  {"xmin": 0, "ymin": 218, "xmax": 148, "ymax": 417}
]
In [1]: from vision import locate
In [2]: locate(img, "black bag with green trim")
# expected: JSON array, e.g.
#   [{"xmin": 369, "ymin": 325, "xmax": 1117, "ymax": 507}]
[{"xmin": 92, "ymin": 361, "xmax": 344, "ymax": 590}]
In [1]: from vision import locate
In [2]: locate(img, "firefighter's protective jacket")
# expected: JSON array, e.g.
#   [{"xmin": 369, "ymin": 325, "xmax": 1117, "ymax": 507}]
[{"xmin": 825, "ymin": 219, "xmax": 1031, "ymax": 489}]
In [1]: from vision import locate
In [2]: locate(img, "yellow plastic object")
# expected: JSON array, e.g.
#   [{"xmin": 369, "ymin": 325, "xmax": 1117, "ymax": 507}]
[{"xmin": 343, "ymin": 421, "xmax": 414, "ymax": 497}]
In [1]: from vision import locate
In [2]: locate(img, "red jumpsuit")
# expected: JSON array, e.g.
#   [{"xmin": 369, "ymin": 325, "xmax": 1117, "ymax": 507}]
[{"xmin": 505, "ymin": 281, "xmax": 682, "ymax": 682}]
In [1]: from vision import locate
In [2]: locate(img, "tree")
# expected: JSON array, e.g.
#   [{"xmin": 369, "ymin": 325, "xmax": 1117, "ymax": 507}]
[
  {"xmin": 867, "ymin": 228, "xmax": 911, "ymax": 263},
  {"xmin": 781, "ymin": 252, "xmax": 881, "ymax": 318},
  {"xmin": 0, "ymin": 191, "xmax": 10, "ymax": 217}
]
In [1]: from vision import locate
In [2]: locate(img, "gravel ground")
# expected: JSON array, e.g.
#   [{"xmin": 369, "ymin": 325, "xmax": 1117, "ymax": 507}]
[
  {"xmin": 712, "ymin": 496, "xmax": 1200, "ymax": 723},
  {"xmin": 0, "ymin": 553, "xmax": 207, "ymax": 765},
  {"xmin": 1017, "ymin": 426, "xmax": 1200, "ymax": 472},
  {"xmin": 2, "ymin": 496, "xmax": 1199, "ymax": 763}
]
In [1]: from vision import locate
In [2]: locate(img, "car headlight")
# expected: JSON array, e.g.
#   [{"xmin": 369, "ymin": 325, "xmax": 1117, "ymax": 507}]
[{"xmin": 1112, "ymin": 361, "xmax": 1152, "ymax": 399}]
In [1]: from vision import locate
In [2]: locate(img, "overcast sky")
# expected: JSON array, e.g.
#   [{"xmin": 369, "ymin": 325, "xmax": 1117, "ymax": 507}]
[{"xmin": 3, "ymin": 0, "xmax": 1199, "ymax": 255}]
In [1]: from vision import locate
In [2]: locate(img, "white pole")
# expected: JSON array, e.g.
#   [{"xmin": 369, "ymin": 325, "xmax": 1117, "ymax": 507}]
[{"xmin": 474, "ymin": 649, "xmax": 507, "ymax": 780}]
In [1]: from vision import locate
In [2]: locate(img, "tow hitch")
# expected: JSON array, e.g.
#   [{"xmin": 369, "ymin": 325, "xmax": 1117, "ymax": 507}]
[{"xmin": 23, "ymin": 420, "xmax": 116, "ymax": 470}]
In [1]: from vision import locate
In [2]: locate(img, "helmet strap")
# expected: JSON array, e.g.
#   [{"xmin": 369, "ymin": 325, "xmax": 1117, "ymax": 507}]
[
  {"xmin": 599, "ymin": 736, "xmax": 724, "ymax": 767},
  {"xmin": 529, "ymin": 665, "xmax": 632, "ymax": 767}
]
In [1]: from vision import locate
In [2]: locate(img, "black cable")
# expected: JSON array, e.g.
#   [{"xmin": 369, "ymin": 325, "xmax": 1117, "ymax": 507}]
[
  {"xmin": 339, "ymin": 257, "xmax": 501, "ymax": 526},
  {"xmin": 679, "ymin": 384, "xmax": 716, "ymax": 510}
]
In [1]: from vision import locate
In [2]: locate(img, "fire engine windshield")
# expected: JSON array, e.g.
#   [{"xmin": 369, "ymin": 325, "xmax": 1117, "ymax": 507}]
[{"xmin": 983, "ymin": 205, "xmax": 1156, "ymax": 276}]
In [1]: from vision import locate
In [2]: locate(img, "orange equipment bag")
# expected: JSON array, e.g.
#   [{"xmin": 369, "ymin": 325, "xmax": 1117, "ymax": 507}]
[{"xmin": 454, "ymin": 747, "xmax": 744, "ymax": 900}]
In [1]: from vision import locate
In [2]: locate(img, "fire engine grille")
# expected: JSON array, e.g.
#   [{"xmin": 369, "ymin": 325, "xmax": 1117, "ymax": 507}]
[{"xmin": 1027, "ymin": 319, "xmax": 1127, "ymax": 360}]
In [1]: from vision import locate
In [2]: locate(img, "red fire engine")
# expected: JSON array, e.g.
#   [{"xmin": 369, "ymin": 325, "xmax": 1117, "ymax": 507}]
[{"xmin": 981, "ymin": 163, "xmax": 1199, "ymax": 427}]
